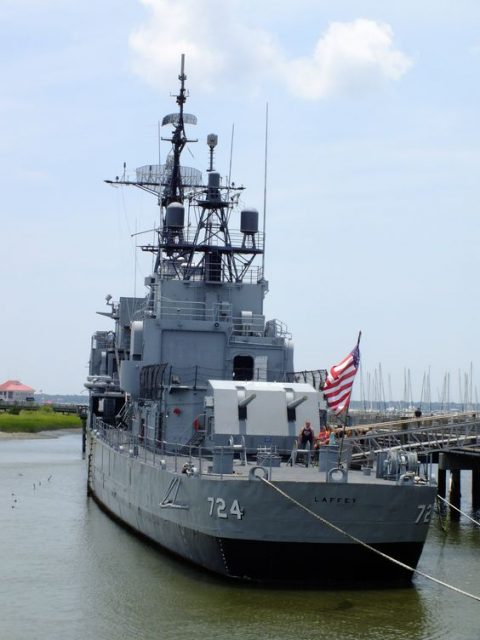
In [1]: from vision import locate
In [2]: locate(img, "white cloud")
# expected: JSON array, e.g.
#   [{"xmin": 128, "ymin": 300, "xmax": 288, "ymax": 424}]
[
  {"xmin": 129, "ymin": 0, "xmax": 278, "ymax": 92},
  {"xmin": 283, "ymin": 19, "xmax": 413, "ymax": 99},
  {"xmin": 129, "ymin": 1, "xmax": 412, "ymax": 99},
  {"xmin": 129, "ymin": 0, "xmax": 225, "ymax": 91}
]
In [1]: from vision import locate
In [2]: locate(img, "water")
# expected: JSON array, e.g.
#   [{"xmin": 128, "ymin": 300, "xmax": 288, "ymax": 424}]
[{"xmin": 0, "ymin": 433, "xmax": 479, "ymax": 640}]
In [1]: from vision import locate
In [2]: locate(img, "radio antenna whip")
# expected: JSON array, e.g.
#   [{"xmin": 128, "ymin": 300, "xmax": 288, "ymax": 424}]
[
  {"xmin": 225, "ymin": 123, "xmax": 235, "ymax": 217},
  {"xmin": 262, "ymin": 102, "xmax": 269, "ymax": 277}
]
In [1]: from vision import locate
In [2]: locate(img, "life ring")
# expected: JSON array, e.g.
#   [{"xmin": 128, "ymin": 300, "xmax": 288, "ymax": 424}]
[{"xmin": 193, "ymin": 418, "xmax": 200, "ymax": 431}]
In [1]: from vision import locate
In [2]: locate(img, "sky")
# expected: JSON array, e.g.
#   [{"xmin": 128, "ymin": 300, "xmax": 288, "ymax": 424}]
[{"xmin": 1, "ymin": 0, "xmax": 480, "ymax": 403}]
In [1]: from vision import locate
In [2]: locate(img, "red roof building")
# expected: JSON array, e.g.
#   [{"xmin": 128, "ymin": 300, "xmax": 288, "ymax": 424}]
[{"xmin": 0, "ymin": 380, "xmax": 35, "ymax": 403}]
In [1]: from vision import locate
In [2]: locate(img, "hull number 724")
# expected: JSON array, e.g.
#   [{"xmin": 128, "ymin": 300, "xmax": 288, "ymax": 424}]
[{"xmin": 207, "ymin": 497, "xmax": 244, "ymax": 520}]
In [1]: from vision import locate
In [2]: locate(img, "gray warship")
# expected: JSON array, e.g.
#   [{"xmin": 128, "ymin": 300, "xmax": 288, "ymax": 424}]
[{"xmin": 85, "ymin": 57, "xmax": 437, "ymax": 585}]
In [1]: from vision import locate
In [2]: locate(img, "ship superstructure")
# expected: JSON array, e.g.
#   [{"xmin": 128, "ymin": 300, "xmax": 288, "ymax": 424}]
[{"xmin": 87, "ymin": 55, "xmax": 302, "ymax": 452}]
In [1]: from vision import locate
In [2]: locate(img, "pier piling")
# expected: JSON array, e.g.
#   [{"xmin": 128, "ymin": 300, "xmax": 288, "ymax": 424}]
[
  {"xmin": 449, "ymin": 469, "xmax": 461, "ymax": 521},
  {"xmin": 472, "ymin": 470, "xmax": 480, "ymax": 510},
  {"xmin": 437, "ymin": 468, "xmax": 446, "ymax": 501},
  {"xmin": 439, "ymin": 448, "xmax": 480, "ymax": 519}
]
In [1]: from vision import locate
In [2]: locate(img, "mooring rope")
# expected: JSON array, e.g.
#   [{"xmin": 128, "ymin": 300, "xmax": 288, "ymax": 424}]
[
  {"xmin": 436, "ymin": 495, "xmax": 480, "ymax": 527},
  {"xmin": 260, "ymin": 476, "xmax": 480, "ymax": 602}
]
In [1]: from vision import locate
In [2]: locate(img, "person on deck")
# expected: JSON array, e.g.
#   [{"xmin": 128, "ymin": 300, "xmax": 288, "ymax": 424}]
[
  {"xmin": 315, "ymin": 427, "xmax": 330, "ymax": 448},
  {"xmin": 328, "ymin": 429, "xmax": 337, "ymax": 445},
  {"xmin": 298, "ymin": 421, "xmax": 314, "ymax": 449},
  {"xmin": 313, "ymin": 427, "xmax": 329, "ymax": 463}
]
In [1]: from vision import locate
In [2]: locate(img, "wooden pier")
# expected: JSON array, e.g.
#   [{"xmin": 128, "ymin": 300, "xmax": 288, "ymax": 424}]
[
  {"xmin": 343, "ymin": 412, "xmax": 480, "ymax": 461},
  {"xmin": 342, "ymin": 412, "xmax": 480, "ymax": 518}
]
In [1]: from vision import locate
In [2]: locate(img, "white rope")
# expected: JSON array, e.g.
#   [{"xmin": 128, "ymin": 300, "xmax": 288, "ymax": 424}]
[
  {"xmin": 436, "ymin": 494, "xmax": 480, "ymax": 527},
  {"xmin": 260, "ymin": 477, "xmax": 480, "ymax": 602}
]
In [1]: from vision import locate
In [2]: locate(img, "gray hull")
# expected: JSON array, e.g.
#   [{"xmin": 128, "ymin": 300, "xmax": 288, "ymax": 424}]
[{"xmin": 89, "ymin": 435, "xmax": 436, "ymax": 585}]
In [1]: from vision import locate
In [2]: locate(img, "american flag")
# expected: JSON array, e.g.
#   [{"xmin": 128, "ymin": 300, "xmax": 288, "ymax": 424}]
[{"xmin": 322, "ymin": 339, "xmax": 361, "ymax": 415}]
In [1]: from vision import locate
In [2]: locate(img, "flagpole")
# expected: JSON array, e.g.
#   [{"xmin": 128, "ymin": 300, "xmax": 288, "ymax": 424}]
[{"xmin": 338, "ymin": 331, "xmax": 362, "ymax": 465}]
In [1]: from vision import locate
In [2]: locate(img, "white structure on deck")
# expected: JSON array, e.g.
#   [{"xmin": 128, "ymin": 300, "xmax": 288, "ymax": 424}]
[{"xmin": 205, "ymin": 380, "xmax": 323, "ymax": 448}]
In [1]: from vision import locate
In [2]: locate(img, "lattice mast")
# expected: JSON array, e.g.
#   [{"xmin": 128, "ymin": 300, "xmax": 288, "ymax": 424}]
[{"xmin": 106, "ymin": 55, "xmax": 264, "ymax": 284}]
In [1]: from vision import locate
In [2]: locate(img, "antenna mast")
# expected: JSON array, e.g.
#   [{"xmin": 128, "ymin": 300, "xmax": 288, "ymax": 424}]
[
  {"xmin": 262, "ymin": 102, "xmax": 269, "ymax": 278},
  {"xmin": 162, "ymin": 53, "xmax": 188, "ymax": 207}
]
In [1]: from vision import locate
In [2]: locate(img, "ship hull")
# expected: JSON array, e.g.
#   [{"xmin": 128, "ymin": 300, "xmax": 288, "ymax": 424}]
[
  {"xmin": 216, "ymin": 538, "xmax": 423, "ymax": 585},
  {"xmin": 88, "ymin": 434, "xmax": 436, "ymax": 586}
]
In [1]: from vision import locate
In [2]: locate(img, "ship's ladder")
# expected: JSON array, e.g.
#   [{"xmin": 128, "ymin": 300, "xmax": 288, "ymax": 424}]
[
  {"xmin": 115, "ymin": 401, "xmax": 132, "ymax": 427},
  {"xmin": 187, "ymin": 414, "xmax": 207, "ymax": 447},
  {"xmin": 187, "ymin": 429, "xmax": 206, "ymax": 447}
]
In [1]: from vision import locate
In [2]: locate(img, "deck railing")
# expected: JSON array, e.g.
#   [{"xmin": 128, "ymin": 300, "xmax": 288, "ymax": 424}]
[{"xmin": 91, "ymin": 417, "xmax": 231, "ymax": 478}]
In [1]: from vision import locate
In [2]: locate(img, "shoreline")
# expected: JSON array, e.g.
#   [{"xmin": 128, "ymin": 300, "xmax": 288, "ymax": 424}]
[{"xmin": 0, "ymin": 427, "xmax": 82, "ymax": 440}]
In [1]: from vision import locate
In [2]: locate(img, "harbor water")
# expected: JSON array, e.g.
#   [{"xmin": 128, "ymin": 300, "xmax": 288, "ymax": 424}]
[{"xmin": 0, "ymin": 433, "xmax": 479, "ymax": 640}]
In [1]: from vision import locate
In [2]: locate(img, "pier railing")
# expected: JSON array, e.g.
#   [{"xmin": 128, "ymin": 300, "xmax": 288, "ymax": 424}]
[{"xmin": 343, "ymin": 412, "xmax": 480, "ymax": 460}]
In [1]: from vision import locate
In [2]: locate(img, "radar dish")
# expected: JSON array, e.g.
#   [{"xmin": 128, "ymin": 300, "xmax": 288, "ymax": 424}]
[
  {"xmin": 135, "ymin": 164, "xmax": 203, "ymax": 193},
  {"xmin": 161, "ymin": 113, "xmax": 197, "ymax": 127}
]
